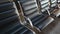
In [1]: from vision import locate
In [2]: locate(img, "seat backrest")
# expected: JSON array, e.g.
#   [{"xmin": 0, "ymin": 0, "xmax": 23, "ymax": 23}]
[
  {"xmin": 51, "ymin": 0, "xmax": 57, "ymax": 7},
  {"xmin": 40, "ymin": 0, "xmax": 49, "ymax": 12},
  {"xmin": 0, "ymin": 0, "xmax": 10, "ymax": 3},
  {"xmin": 0, "ymin": 0, "xmax": 33, "ymax": 34},
  {"xmin": 0, "ymin": 0, "xmax": 17, "ymax": 26},
  {"xmin": 18, "ymin": 0, "xmax": 41, "ymax": 19}
]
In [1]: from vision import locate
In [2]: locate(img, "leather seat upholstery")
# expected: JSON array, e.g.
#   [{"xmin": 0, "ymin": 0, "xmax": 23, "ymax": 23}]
[
  {"xmin": 18, "ymin": 0, "xmax": 54, "ymax": 30},
  {"xmin": 0, "ymin": 0, "xmax": 33, "ymax": 34}
]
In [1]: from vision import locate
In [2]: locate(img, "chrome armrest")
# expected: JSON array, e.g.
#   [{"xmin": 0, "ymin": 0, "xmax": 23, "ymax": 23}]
[
  {"xmin": 24, "ymin": 16, "xmax": 33, "ymax": 27},
  {"xmin": 23, "ymin": 16, "xmax": 41, "ymax": 34},
  {"xmin": 46, "ymin": 9, "xmax": 51, "ymax": 15}
]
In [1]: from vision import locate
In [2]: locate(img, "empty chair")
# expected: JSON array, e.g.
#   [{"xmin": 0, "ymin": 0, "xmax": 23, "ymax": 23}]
[
  {"xmin": 50, "ymin": 0, "xmax": 58, "ymax": 12},
  {"xmin": 0, "ymin": 0, "xmax": 33, "ymax": 34},
  {"xmin": 40, "ymin": 0, "xmax": 50, "ymax": 12},
  {"xmin": 18, "ymin": 0, "xmax": 54, "ymax": 30},
  {"xmin": 51, "ymin": 0, "xmax": 57, "ymax": 8},
  {"xmin": 49, "ymin": 0, "xmax": 60, "ymax": 17}
]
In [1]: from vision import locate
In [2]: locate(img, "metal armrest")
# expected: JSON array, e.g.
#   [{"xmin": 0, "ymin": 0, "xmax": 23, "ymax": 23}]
[
  {"xmin": 46, "ymin": 9, "xmax": 51, "ymax": 15},
  {"xmin": 24, "ymin": 16, "xmax": 33, "ymax": 27},
  {"xmin": 23, "ymin": 16, "xmax": 41, "ymax": 34},
  {"xmin": 44, "ymin": 9, "xmax": 51, "ymax": 16}
]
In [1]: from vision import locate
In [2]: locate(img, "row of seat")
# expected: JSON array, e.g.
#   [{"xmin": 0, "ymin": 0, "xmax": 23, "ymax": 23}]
[
  {"xmin": 38, "ymin": 0, "xmax": 59, "ymax": 17},
  {"xmin": 0, "ymin": 0, "xmax": 59, "ymax": 34}
]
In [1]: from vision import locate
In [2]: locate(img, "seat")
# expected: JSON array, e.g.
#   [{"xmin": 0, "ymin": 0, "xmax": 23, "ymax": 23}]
[
  {"xmin": 49, "ymin": 0, "xmax": 60, "ymax": 17},
  {"xmin": 51, "ymin": 0, "xmax": 57, "ymax": 8},
  {"xmin": 40, "ymin": 0, "xmax": 50, "ymax": 12},
  {"xmin": 0, "ymin": 0, "xmax": 33, "ymax": 34},
  {"xmin": 18, "ymin": 0, "xmax": 54, "ymax": 30},
  {"xmin": 51, "ymin": 0, "xmax": 58, "ymax": 12}
]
